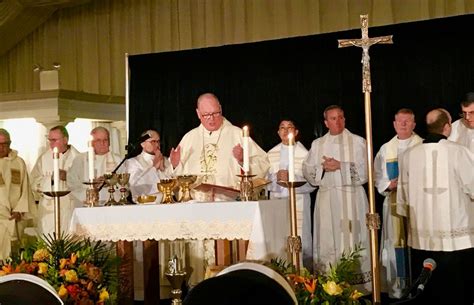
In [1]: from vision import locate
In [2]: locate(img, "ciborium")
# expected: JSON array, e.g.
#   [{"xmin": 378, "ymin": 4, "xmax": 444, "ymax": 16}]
[
  {"xmin": 157, "ymin": 178, "xmax": 178, "ymax": 203},
  {"xmin": 103, "ymin": 173, "xmax": 118, "ymax": 206},
  {"xmin": 165, "ymin": 255, "xmax": 187, "ymax": 305},
  {"xmin": 177, "ymin": 175, "xmax": 197, "ymax": 202},
  {"xmin": 117, "ymin": 172, "xmax": 131, "ymax": 205}
]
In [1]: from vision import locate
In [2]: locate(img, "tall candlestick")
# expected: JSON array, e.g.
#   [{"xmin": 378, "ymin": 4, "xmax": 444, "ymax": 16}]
[
  {"xmin": 288, "ymin": 132, "xmax": 295, "ymax": 182},
  {"xmin": 53, "ymin": 147, "xmax": 60, "ymax": 191},
  {"xmin": 88, "ymin": 136, "xmax": 95, "ymax": 182},
  {"xmin": 242, "ymin": 126, "xmax": 249, "ymax": 174}
]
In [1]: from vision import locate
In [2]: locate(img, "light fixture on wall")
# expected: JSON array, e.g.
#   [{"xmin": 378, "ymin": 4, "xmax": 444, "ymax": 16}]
[
  {"xmin": 33, "ymin": 64, "xmax": 43, "ymax": 72},
  {"xmin": 52, "ymin": 62, "xmax": 61, "ymax": 70}
]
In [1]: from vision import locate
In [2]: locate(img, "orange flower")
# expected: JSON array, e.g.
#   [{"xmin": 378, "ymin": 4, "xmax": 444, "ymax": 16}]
[
  {"xmin": 304, "ymin": 278, "xmax": 317, "ymax": 294},
  {"xmin": 59, "ymin": 258, "xmax": 68, "ymax": 270},
  {"xmin": 58, "ymin": 285, "xmax": 68, "ymax": 299},
  {"xmin": 70, "ymin": 253, "xmax": 78, "ymax": 265}
]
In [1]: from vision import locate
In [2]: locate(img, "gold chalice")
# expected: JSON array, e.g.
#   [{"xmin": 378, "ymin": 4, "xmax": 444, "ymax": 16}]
[
  {"xmin": 117, "ymin": 172, "xmax": 131, "ymax": 205},
  {"xmin": 103, "ymin": 173, "xmax": 118, "ymax": 206},
  {"xmin": 157, "ymin": 178, "xmax": 178, "ymax": 204},
  {"xmin": 177, "ymin": 175, "xmax": 197, "ymax": 202}
]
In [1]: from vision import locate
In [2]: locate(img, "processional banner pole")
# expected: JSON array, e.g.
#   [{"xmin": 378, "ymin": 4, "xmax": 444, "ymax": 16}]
[{"xmin": 338, "ymin": 14, "xmax": 393, "ymax": 305}]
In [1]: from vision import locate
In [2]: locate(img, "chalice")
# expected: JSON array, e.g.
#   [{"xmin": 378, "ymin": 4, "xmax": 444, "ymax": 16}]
[
  {"xmin": 177, "ymin": 175, "xmax": 197, "ymax": 202},
  {"xmin": 103, "ymin": 173, "xmax": 118, "ymax": 206},
  {"xmin": 117, "ymin": 172, "xmax": 131, "ymax": 205},
  {"xmin": 157, "ymin": 178, "xmax": 178, "ymax": 203}
]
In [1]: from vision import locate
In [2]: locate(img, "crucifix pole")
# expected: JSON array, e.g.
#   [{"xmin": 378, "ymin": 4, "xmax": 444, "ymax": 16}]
[{"xmin": 338, "ymin": 14, "xmax": 393, "ymax": 305}]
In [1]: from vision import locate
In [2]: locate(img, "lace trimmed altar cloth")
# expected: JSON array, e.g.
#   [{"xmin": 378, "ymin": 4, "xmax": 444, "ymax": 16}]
[{"xmin": 69, "ymin": 199, "xmax": 289, "ymax": 261}]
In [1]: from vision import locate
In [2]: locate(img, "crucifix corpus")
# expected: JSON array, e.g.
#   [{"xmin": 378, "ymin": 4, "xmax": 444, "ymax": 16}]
[{"xmin": 338, "ymin": 14, "xmax": 393, "ymax": 305}]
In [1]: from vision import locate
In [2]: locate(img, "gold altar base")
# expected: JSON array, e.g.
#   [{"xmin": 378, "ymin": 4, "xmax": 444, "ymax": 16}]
[
  {"xmin": 42, "ymin": 190, "xmax": 71, "ymax": 239},
  {"xmin": 277, "ymin": 180, "xmax": 305, "ymax": 273},
  {"xmin": 237, "ymin": 174, "xmax": 256, "ymax": 201}
]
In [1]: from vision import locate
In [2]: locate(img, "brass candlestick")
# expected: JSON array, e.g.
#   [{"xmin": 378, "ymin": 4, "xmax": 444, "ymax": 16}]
[
  {"xmin": 42, "ymin": 190, "xmax": 71, "ymax": 239},
  {"xmin": 83, "ymin": 181, "xmax": 100, "ymax": 207},
  {"xmin": 157, "ymin": 178, "xmax": 178, "ymax": 203},
  {"xmin": 165, "ymin": 255, "xmax": 187, "ymax": 305},
  {"xmin": 177, "ymin": 175, "xmax": 197, "ymax": 202},
  {"xmin": 237, "ymin": 174, "xmax": 256, "ymax": 201},
  {"xmin": 277, "ymin": 180, "xmax": 305, "ymax": 273}
]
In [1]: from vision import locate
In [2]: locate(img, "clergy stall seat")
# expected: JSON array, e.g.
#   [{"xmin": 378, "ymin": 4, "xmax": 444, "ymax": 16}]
[
  {"xmin": 0, "ymin": 273, "xmax": 64, "ymax": 305},
  {"xmin": 183, "ymin": 262, "xmax": 297, "ymax": 305}
]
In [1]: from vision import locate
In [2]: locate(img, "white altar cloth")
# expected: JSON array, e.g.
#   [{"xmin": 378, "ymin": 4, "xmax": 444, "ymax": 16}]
[{"xmin": 69, "ymin": 199, "xmax": 289, "ymax": 260}]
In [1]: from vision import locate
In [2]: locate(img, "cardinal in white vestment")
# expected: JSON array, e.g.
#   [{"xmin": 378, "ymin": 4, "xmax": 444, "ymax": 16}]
[
  {"xmin": 448, "ymin": 92, "xmax": 474, "ymax": 152},
  {"xmin": 169, "ymin": 93, "xmax": 270, "ymax": 285},
  {"xmin": 397, "ymin": 108, "xmax": 474, "ymax": 305},
  {"xmin": 267, "ymin": 119, "xmax": 315, "ymax": 270},
  {"xmin": 67, "ymin": 127, "xmax": 121, "ymax": 206},
  {"xmin": 303, "ymin": 105, "xmax": 372, "ymax": 293},
  {"xmin": 374, "ymin": 109, "xmax": 422, "ymax": 298},
  {"xmin": 0, "ymin": 129, "xmax": 36, "ymax": 260},
  {"xmin": 30, "ymin": 126, "xmax": 80, "ymax": 236}
]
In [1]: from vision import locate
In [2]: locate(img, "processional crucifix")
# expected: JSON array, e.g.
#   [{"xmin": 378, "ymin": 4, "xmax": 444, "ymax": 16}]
[{"xmin": 338, "ymin": 14, "xmax": 393, "ymax": 305}]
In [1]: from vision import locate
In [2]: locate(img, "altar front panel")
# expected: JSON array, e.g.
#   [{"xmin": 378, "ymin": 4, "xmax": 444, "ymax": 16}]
[{"xmin": 69, "ymin": 199, "xmax": 290, "ymax": 261}]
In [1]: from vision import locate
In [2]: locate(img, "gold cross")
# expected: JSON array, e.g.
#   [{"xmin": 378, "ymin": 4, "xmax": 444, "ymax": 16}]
[{"xmin": 338, "ymin": 15, "xmax": 393, "ymax": 93}]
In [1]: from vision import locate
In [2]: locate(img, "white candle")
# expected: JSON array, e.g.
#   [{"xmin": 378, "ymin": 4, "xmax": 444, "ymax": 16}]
[
  {"xmin": 88, "ymin": 136, "xmax": 95, "ymax": 182},
  {"xmin": 53, "ymin": 147, "xmax": 60, "ymax": 191},
  {"xmin": 242, "ymin": 126, "xmax": 249, "ymax": 174},
  {"xmin": 288, "ymin": 132, "xmax": 295, "ymax": 182}
]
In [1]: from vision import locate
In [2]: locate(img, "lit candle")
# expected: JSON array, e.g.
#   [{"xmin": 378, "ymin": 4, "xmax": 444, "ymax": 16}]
[
  {"xmin": 242, "ymin": 126, "xmax": 249, "ymax": 174},
  {"xmin": 53, "ymin": 147, "xmax": 60, "ymax": 191},
  {"xmin": 288, "ymin": 132, "xmax": 295, "ymax": 182},
  {"xmin": 88, "ymin": 136, "xmax": 95, "ymax": 182}
]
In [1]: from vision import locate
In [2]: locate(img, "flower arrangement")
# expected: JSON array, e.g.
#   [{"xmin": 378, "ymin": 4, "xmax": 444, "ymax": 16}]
[
  {"xmin": 269, "ymin": 245, "xmax": 371, "ymax": 305},
  {"xmin": 0, "ymin": 234, "xmax": 119, "ymax": 305}
]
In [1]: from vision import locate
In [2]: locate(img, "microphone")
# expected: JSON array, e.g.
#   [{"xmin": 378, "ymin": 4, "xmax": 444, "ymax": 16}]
[{"xmin": 415, "ymin": 258, "xmax": 437, "ymax": 293}]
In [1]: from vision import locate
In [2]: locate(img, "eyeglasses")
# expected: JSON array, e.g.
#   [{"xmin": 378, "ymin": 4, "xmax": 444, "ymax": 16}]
[
  {"xmin": 47, "ymin": 137, "xmax": 63, "ymax": 142},
  {"xmin": 0, "ymin": 142, "xmax": 10, "ymax": 146},
  {"xmin": 279, "ymin": 126, "xmax": 295, "ymax": 131},
  {"xmin": 460, "ymin": 111, "xmax": 474, "ymax": 118},
  {"xmin": 145, "ymin": 139, "xmax": 160, "ymax": 144},
  {"xmin": 201, "ymin": 111, "xmax": 222, "ymax": 120}
]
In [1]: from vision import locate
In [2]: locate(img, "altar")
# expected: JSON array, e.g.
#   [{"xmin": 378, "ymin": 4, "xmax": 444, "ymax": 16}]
[{"xmin": 69, "ymin": 199, "xmax": 290, "ymax": 304}]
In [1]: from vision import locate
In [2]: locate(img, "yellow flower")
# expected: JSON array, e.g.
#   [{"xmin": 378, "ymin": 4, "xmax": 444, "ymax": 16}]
[
  {"xmin": 350, "ymin": 289, "xmax": 364, "ymax": 300},
  {"xmin": 37, "ymin": 262, "xmax": 48, "ymax": 274},
  {"xmin": 58, "ymin": 285, "xmax": 68, "ymax": 298},
  {"xmin": 65, "ymin": 270, "xmax": 79, "ymax": 283},
  {"xmin": 59, "ymin": 258, "xmax": 67, "ymax": 270},
  {"xmin": 322, "ymin": 281, "xmax": 343, "ymax": 296},
  {"xmin": 32, "ymin": 249, "xmax": 50, "ymax": 262},
  {"xmin": 99, "ymin": 288, "xmax": 109, "ymax": 301}
]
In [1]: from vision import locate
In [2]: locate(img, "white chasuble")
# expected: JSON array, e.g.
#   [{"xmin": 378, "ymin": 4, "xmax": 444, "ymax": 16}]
[
  {"xmin": 267, "ymin": 142, "xmax": 315, "ymax": 269},
  {"xmin": 172, "ymin": 118, "xmax": 270, "ymax": 286},
  {"xmin": 303, "ymin": 129, "xmax": 372, "ymax": 293},
  {"xmin": 30, "ymin": 146, "xmax": 80, "ymax": 236},
  {"xmin": 374, "ymin": 134, "xmax": 422, "ymax": 298},
  {"xmin": 397, "ymin": 140, "xmax": 474, "ymax": 252}
]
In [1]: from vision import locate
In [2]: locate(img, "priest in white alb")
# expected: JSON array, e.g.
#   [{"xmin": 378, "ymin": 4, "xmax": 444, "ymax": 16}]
[
  {"xmin": 303, "ymin": 105, "xmax": 372, "ymax": 293},
  {"xmin": 67, "ymin": 126, "xmax": 121, "ymax": 206},
  {"xmin": 0, "ymin": 129, "xmax": 36, "ymax": 260},
  {"xmin": 374, "ymin": 109, "xmax": 422, "ymax": 298},
  {"xmin": 169, "ymin": 93, "xmax": 270, "ymax": 284},
  {"xmin": 30, "ymin": 126, "xmax": 80, "ymax": 235},
  {"xmin": 448, "ymin": 92, "xmax": 474, "ymax": 152},
  {"xmin": 125, "ymin": 129, "xmax": 172, "ymax": 202},
  {"xmin": 267, "ymin": 119, "xmax": 315, "ymax": 270},
  {"xmin": 397, "ymin": 108, "xmax": 474, "ymax": 305}
]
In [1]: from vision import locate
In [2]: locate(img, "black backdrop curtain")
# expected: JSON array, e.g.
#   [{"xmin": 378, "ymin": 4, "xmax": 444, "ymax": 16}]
[{"xmin": 129, "ymin": 14, "xmax": 474, "ymax": 155}]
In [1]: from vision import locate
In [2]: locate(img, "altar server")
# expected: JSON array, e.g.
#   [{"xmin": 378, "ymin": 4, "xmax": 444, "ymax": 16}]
[{"xmin": 448, "ymin": 92, "xmax": 474, "ymax": 152}]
